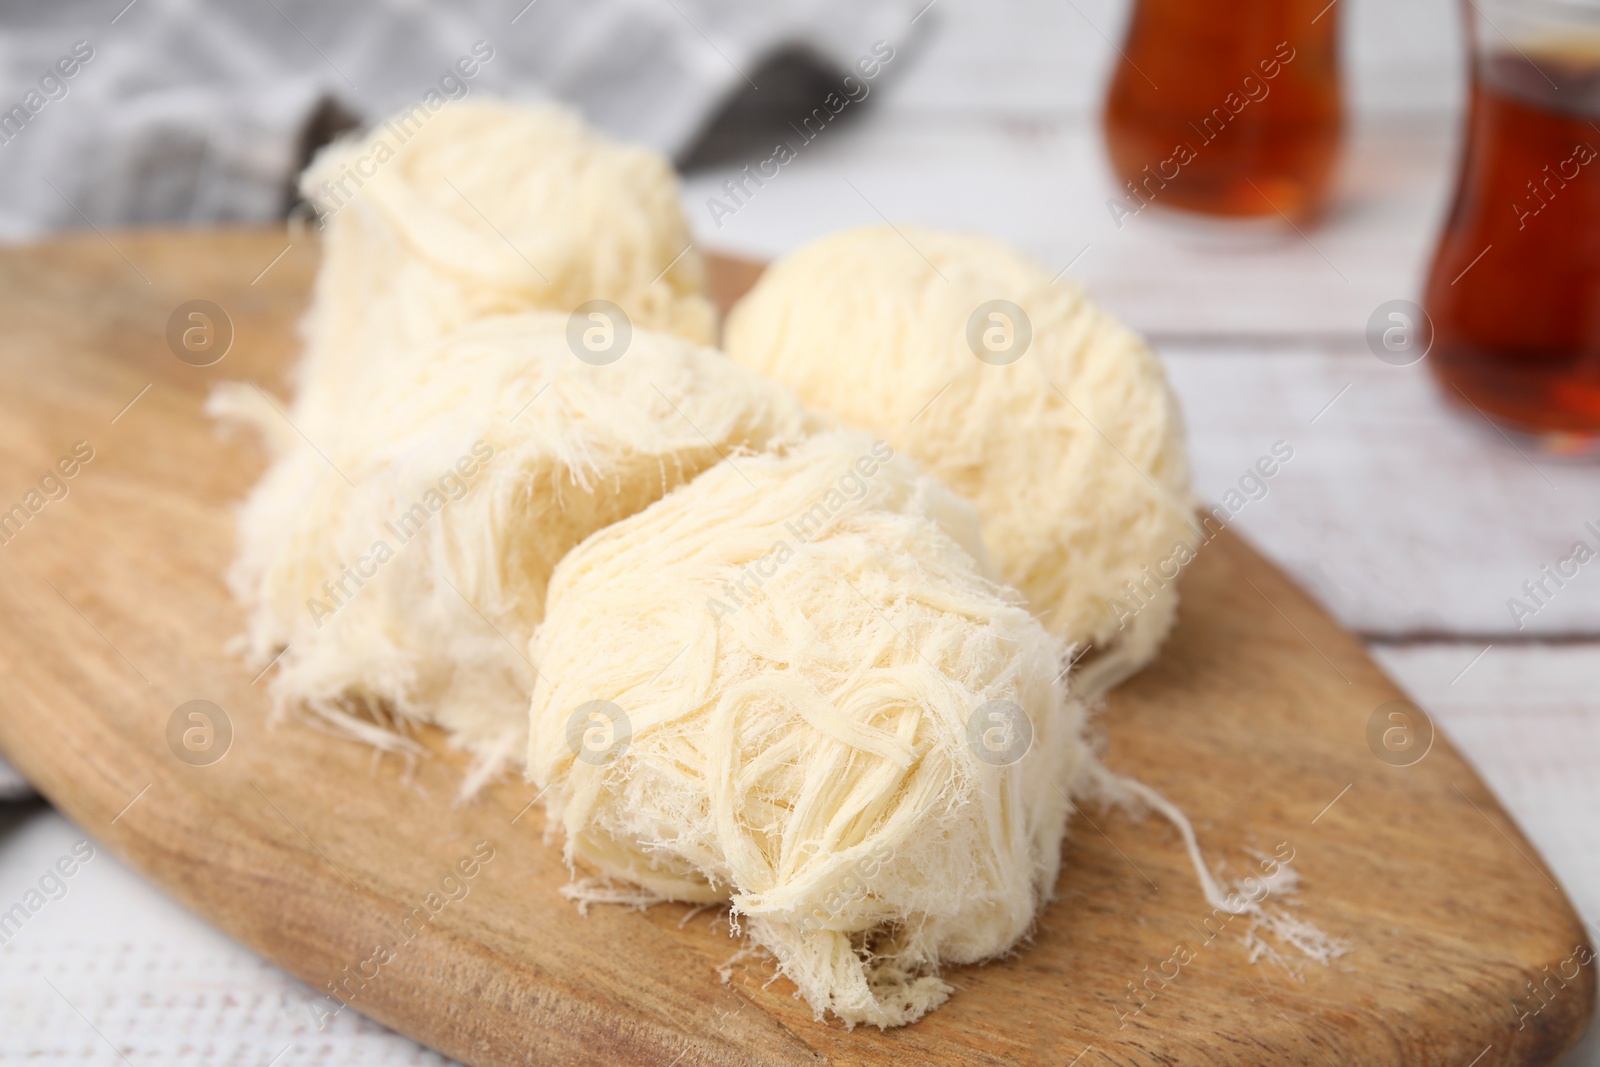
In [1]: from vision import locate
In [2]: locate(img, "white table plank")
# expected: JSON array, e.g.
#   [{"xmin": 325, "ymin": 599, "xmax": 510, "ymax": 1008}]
[
  {"xmin": 1164, "ymin": 343, "xmax": 1600, "ymax": 638},
  {"xmin": 686, "ymin": 116, "xmax": 1459, "ymax": 338},
  {"xmin": 686, "ymin": 0, "xmax": 1470, "ymax": 338},
  {"xmin": 876, "ymin": 0, "xmax": 1464, "ymax": 120}
]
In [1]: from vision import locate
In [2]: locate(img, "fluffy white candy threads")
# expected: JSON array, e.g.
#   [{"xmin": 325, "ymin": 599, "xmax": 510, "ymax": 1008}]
[
  {"xmin": 292, "ymin": 97, "xmax": 715, "ymax": 449},
  {"xmin": 724, "ymin": 226, "xmax": 1197, "ymax": 699},
  {"xmin": 230, "ymin": 314, "xmax": 807, "ymax": 756},
  {"xmin": 214, "ymin": 97, "xmax": 733, "ymax": 754},
  {"xmin": 528, "ymin": 433, "xmax": 1092, "ymax": 1027}
]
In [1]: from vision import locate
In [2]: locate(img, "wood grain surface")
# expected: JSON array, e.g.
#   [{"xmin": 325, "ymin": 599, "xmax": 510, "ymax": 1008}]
[{"xmin": 0, "ymin": 227, "xmax": 1591, "ymax": 1066}]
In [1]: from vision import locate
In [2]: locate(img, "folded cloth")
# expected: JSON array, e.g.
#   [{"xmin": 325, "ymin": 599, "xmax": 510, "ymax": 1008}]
[{"xmin": 0, "ymin": 0, "xmax": 917, "ymax": 240}]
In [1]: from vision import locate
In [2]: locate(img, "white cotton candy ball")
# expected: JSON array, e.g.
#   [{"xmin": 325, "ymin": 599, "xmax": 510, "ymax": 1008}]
[
  {"xmin": 527, "ymin": 432, "xmax": 1090, "ymax": 1028},
  {"xmin": 723, "ymin": 226, "xmax": 1196, "ymax": 699},
  {"xmin": 230, "ymin": 313, "xmax": 808, "ymax": 757},
  {"xmin": 292, "ymin": 97, "xmax": 715, "ymax": 448}
]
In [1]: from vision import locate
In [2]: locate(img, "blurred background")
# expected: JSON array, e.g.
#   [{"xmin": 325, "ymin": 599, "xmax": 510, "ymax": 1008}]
[
  {"xmin": 2, "ymin": 0, "xmax": 1598, "ymax": 1062},
  {"xmin": 0, "ymin": 0, "xmax": 1462, "ymax": 318}
]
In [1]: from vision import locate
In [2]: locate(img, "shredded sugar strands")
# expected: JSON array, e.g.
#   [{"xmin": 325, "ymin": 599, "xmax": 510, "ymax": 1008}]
[
  {"xmin": 213, "ymin": 313, "xmax": 808, "ymax": 759},
  {"xmin": 204, "ymin": 98, "xmax": 1347, "ymax": 1033},
  {"xmin": 528, "ymin": 433, "xmax": 1093, "ymax": 1027},
  {"xmin": 723, "ymin": 226, "xmax": 1198, "ymax": 702}
]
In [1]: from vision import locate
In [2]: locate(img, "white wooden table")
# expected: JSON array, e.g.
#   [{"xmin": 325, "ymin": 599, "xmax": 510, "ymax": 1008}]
[{"xmin": 3, "ymin": 0, "xmax": 1596, "ymax": 1062}]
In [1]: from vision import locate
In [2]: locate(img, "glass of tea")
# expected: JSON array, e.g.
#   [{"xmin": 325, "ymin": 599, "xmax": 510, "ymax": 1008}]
[
  {"xmin": 1423, "ymin": 0, "xmax": 1600, "ymax": 452},
  {"xmin": 1102, "ymin": 0, "xmax": 1344, "ymax": 220}
]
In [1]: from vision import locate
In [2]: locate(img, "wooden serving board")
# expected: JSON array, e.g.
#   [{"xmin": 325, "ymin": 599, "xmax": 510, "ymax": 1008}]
[{"xmin": 0, "ymin": 228, "xmax": 1591, "ymax": 1067}]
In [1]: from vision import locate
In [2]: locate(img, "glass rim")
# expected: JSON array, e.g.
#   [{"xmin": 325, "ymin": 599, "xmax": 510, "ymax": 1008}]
[{"xmin": 1472, "ymin": 0, "xmax": 1600, "ymax": 17}]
